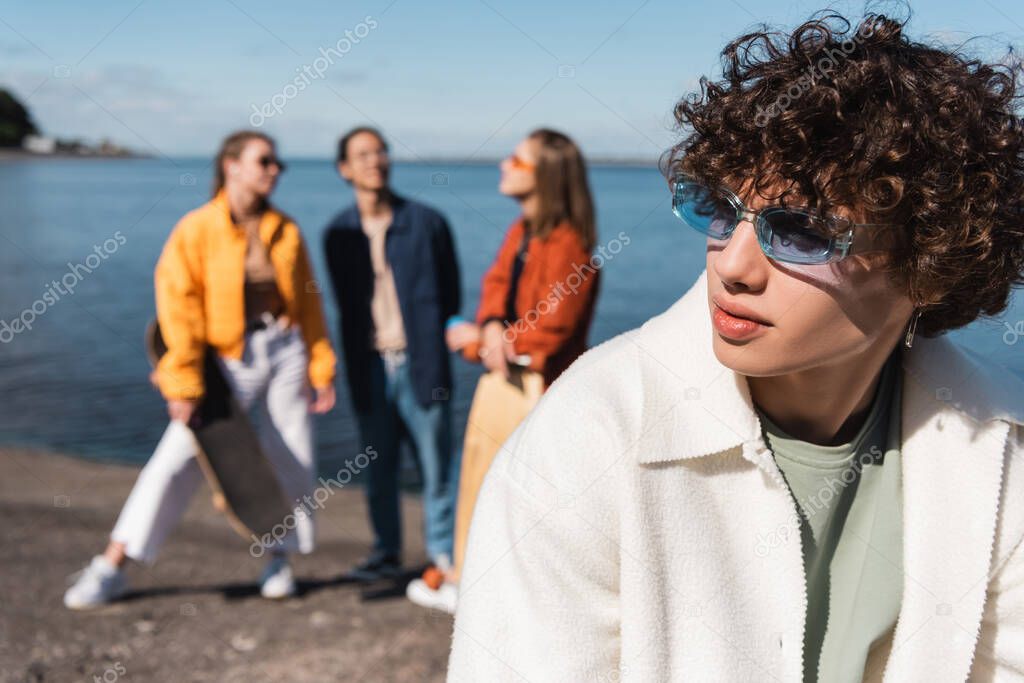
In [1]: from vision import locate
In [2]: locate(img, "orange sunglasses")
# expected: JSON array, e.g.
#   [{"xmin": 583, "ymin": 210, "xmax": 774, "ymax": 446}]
[{"xmin": 505, "ymin": 154, "xmax": 535, "ymax": 172}]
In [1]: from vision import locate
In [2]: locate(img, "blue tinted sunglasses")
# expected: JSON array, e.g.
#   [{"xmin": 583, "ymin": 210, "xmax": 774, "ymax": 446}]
[{"xmin": 672, "ymin": 177, "xmax": 891, "ymax": 265}]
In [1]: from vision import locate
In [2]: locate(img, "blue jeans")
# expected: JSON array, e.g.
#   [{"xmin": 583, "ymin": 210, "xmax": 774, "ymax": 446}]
[{"xmin": 357, "ymin": 350, "xmax": 456, "ymax": 561}]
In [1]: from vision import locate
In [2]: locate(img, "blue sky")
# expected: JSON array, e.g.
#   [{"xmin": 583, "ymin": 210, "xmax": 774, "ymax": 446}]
[{"xmin": 3, "ymin": 0, "xmax": 1024, "ymax": 159}]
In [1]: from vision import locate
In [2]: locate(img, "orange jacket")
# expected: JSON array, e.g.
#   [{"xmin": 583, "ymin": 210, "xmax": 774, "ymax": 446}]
[
  {"xmin": 154, "ymin": 191, "xmax": 336, "ymax": 400},
  {"xmin": 464, "ymin": 219, "xmax": 600, "ymax": 387}
]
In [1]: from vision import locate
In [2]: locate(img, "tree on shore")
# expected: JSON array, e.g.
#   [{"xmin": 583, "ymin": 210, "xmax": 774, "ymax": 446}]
[{"xmin": 0, "ymin": 89, "xmax": 39, "ymax": 147}]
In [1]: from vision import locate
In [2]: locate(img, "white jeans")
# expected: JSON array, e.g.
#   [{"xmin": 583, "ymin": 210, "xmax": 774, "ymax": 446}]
[{"xmin": 111, "ymin": 323, "xmax": 316, "ymax": 564}]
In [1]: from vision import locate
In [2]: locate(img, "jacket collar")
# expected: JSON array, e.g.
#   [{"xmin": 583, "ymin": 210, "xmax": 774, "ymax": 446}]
[
  {"xmin": 210, "ymin": 189, "xmax": 286, "ymax": 244},
  {"xmin": 333, "ymin": 193, "xmax": 411, "ymax": 234},
  {"xmin": 633, "ymin": 269, "xmax": 1024, "ymax": 467}
]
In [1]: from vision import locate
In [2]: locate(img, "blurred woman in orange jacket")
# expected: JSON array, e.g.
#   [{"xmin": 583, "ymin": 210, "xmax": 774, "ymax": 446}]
[
  {"xmin": 454, "ymin": 131, "xmax": 600, "ymax": 387},
  {"xmin": 406, "ymin": 128, "xmax": 601, "ymax": 613},
  {"xmin": 64, "ymin": 131, "xmax": 337, "ymax": 609}
]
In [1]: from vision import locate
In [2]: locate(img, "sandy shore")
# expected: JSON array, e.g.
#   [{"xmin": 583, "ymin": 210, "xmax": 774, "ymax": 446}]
[{"xmin": 0, "ymin": 447, "xmax": 452, "ymax": 682}]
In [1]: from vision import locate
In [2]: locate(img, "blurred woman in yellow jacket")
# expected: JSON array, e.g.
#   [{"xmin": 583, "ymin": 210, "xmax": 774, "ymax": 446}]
[{"xmin": 64, "ymin": 130, "xmax": 338, "ymax": 609}]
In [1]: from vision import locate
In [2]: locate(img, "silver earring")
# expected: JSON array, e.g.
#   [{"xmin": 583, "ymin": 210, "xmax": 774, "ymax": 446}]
[{"xmin": 904, "ymin": 307, "xmax": 922, "ymax": 348}]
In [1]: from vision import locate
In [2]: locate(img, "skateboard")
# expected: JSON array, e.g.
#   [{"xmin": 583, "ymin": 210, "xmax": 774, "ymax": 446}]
[{"xmin": 144, "ymin": 320, "xmax": 293, "ymax": 543}]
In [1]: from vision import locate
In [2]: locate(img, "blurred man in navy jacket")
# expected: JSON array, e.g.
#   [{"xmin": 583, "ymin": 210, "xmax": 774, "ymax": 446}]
[{"xmin": 323, "ymin": 126, "xmax": 461, "ymax": 583}]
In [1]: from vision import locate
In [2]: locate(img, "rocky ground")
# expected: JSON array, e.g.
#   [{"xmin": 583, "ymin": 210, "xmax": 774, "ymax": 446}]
[{"xmin": 0, "ymin": 447, "xmax": 453, "ymax": 682}]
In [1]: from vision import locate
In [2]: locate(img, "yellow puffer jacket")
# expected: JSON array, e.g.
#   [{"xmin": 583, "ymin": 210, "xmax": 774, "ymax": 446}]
[{"xmin": 155, "ymin": 190, "xmax": 336, "ymax": 400}]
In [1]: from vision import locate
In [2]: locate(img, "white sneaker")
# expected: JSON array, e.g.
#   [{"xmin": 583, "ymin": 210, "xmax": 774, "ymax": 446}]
[
  {"xmin": 260, "ymin": 554, "xmax": 296, "ymax": 599},
  {"xmin": 63, "ymin": 555, "xmax": 127, "ymax": 610},
  {"xmin": 406, "ymin": 577, "xmax": 458, "ymax": 614}
]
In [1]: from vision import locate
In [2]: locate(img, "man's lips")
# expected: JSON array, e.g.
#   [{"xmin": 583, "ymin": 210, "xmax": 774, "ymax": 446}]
[{"xmin": 711, "ymin": 296, "xmax": 773, "ymax": 326}]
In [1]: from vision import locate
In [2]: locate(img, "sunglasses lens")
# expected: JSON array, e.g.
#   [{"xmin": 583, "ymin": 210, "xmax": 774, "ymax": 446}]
[
  {"xmin": 672, "ymin": 182, "xmax": 735, "ymax": 239},
  {"xmin": 759, "ymin": 209, "xmax": 834, "ymax": 263},
  {"xmin": 260, "ymin": 156, "xmax": 285, "ymax": 171},
  {"xmin": 509, "ymin": 155, "xmax": 532, "ymax": 170}
]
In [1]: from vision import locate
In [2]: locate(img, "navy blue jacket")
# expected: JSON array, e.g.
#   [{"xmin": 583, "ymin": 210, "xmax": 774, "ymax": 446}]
[{"xmin": 323, "ymin": 195, "xmax": 461, "ymax": 414}]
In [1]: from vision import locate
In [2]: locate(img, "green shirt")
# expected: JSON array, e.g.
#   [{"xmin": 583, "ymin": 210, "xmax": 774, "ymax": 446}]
[{"xmin": 756, "ymin": 351, "xmax": 904, "ymax": 683}]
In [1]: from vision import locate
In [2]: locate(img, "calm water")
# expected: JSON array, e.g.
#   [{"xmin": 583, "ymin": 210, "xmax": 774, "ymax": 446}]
[{"xmin": 1, "ymin": 158, "xmax": 1021, "ymax": 475}]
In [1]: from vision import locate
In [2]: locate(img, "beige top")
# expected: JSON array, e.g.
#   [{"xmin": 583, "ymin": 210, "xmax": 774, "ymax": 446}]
[
  {"xmin": 362, "ymin": 212, "xmax": 406, "ymax": 351},
  {"xmin": 242, "ymin": 218, "xmax": 284, "ymax": 324}
]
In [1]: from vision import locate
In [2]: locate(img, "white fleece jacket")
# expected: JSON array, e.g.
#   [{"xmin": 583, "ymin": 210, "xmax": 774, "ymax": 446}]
[{"xmin": 448, "ymin": 270, "xmax": 1024, "ymax": 682}]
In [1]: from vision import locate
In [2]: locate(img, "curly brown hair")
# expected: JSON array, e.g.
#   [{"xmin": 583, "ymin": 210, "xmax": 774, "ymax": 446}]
[{"xmin": 665, "ymin": 9, "xmax": 1024, "ymax": 336}]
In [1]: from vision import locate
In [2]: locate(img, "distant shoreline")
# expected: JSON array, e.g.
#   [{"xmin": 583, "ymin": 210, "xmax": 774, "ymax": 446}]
[{"xmin": 0, "ymin": 148, "xmax": 149, "ymax": 161}]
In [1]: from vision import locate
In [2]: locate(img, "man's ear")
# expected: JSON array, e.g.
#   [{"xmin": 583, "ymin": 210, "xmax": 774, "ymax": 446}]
[{"xmin": 336, "ymin": 162, "xmax": 349, "ymax": 181}]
